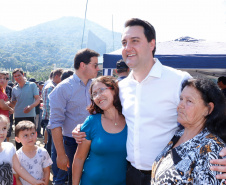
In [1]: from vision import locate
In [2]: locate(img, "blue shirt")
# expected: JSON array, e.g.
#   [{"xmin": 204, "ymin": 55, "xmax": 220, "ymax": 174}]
[
  {"xmin": 12, "ymin": 81, "xmax": 39, "ymax": 118},
  {"xmin": 80, "ymin": 114, "xmax": 127, "ymax": 185},
  {"xmin": 42, "ymin": 80, "xmax": 56, "ymax": 120},
  {"xmin": 48, "ymin": 74, "xmax": 91, "ymax": 137}
]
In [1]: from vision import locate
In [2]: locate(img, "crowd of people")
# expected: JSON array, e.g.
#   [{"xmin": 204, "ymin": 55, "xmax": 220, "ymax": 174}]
[{"xmin": 1, "ymin": 18, "xmax": 226, "ymax": 185}]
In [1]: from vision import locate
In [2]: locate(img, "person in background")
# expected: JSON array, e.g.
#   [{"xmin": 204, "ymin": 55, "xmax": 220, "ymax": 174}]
[
  {"xmin": 15, "ymin": 120, "xmax": 52, "ymax": 185},
  {"xmin": 115, "ymin": 59, "xmax": 130, "ymax": 81},
  {"xmin": 61, "ymin": 70, "xmax": 74, "ymax": 81},
  {"xmin": 151, "ymin": 78, "xmax": 226, "ymax": 184},
  {"xmin": 29, "ymin": 78, "xmax": 43, "ymax": 138},
  {"xmin": 2, "ymin": 71, "xmax": 14, "ymax": 142},
  {"xmin": 43, "ymin": 71, "xmax": 54, "ymax": 90},
  {"xmin": 217, "ymin": 76, "xmax": 226, "ymax": 97},
  {"xmin": 0, "ymin": 71, "xmax": 14, "ymax": 119},
  {"xmin": 42, "ymin": 68, "xmax": 65, "ymax": 185},
  {"xmin": 48, "ymin": 48, "xmax": 100, "ymax": 185},
  {"xmin": 10, "ymin": 68, "xmax": 40, "ymax": 150}
]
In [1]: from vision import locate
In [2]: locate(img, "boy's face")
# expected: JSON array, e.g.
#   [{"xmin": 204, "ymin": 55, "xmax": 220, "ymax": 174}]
[
  {"xmin": 0, "ymin": 74, "xmax": 6, "ymax": 87},
  {"xmin": 0, "ymin": 121, "xmax": 8, "ymax": 143},
  {"xmin": 15, "ymin": 128, "xmax": 37, "ymax": 147}
]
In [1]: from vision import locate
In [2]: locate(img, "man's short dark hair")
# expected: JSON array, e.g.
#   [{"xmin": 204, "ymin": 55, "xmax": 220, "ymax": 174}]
[
  {"xmin": 12, "ymin": 68, "xmax": 24, "ymax": 75},
  {"xmin": 61, "ymin": 70, "xmax": 74, "ymax": 81},
  {"xmin": 125, "ymin": 18, "xmax": 156, "ymax": 56},
  {"xmin": 53, "ymin": 68, "xmax": 64, "ymax": 78},
  {"xmin": 74, "ymin": 48, "xmax": 100, "ymax": 70},
  {"xmin": 116, "ymin": 59, "xmax": 129, "ymax": 73},
  {"xmin": 15, "ymin": 120, "xmax": 36, "ymax": 137},
  {"xmin": 218, "ymin": 76, "xmax": 226, "ymax": 85}
]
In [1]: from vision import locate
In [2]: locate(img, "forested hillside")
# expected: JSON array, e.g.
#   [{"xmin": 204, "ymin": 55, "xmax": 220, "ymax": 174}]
[{"xmin": 0, "ymin": 17, "xmax": 121, "ymax": 79}]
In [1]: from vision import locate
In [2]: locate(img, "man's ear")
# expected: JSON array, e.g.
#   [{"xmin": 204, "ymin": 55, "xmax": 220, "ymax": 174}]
[
  {"xmin": 79, "ymin": 62, "xmax": 86, "ymax": 70},
  {"xmin": 15, "ymin": 136, "xmax": 21, "ymax": 143},
  {"xmin": 149, "ymin": 39, "xmax": 156, "ymax": 52}
]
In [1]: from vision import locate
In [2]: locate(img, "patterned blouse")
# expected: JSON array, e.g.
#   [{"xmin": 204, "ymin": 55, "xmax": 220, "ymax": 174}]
[{"xmin": 151, "ymin": 128, "xmax": 226, "ymax": 185}]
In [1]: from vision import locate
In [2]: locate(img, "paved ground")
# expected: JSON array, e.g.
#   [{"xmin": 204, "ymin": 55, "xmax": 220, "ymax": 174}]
[{"xmin": 9, "ymin": 125, "xmax": 54, "ymax": 184}]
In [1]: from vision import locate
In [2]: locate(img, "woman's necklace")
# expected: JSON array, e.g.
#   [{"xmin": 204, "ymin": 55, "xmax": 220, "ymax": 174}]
[{"xmin": 103, "ymin": 113, "xmax": 118, "ymax": 126}]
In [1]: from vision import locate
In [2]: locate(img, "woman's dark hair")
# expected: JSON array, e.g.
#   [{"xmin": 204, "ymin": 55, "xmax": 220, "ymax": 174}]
[
  {"xmin": 87, "ymin": 76, "xmax": 122, "ymax": 115},
  {"xmin": 182, "ymin": 78, "xmax": 226, "ymax": 142}
]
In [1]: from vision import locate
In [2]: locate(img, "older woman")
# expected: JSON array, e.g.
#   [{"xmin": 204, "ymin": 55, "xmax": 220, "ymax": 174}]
[
  {"xmin": 151, "ymin": 78, "xmax": 226, "ymax": 185},
  {"xmin": 72, "ymin": 76, "xmax": 127, "ymax": 185}
]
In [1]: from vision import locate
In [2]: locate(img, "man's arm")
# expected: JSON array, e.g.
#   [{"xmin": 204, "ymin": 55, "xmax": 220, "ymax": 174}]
[
  {"xmin": 210, "ymin": 147, "xmax": 226, "ymax": 179},
  {"xmin": 51, "ymin": 127, "xmax": 69, "ymax": 171},
  {"xmin": 24, "ymin": 95, "xmax": 40, "ymax": 113}
]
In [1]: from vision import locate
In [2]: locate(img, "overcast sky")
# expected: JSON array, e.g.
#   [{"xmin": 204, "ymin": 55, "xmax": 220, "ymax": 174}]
[{"xmin": 0, "ymin": 0, "xmax": 226, "ymax": 42}]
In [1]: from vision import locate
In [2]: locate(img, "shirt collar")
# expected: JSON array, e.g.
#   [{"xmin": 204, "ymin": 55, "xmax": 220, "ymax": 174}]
[
  {"xmin": 51, "ymin": 80, "xmax": 57, "ymax": 87},
  {"xmin": 127, "ymin": 58, "xmax": 163, "ymax": 81},
  {"xmin": 73, "ymin": 73, "xmax": 92, "ymax": 86}
]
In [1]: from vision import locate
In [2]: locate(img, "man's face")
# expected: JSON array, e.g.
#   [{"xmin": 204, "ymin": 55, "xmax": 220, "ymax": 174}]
[
  {"xmin": 84, "ymin": 56, "xmax": 99, "ymax": 79},
  {"xmin": 39, "ymin": 85, "xmax": 44, "ymax": 91},
  {"xmin": 0, "ymin": 74, "xmax": 6, "ymax": 87},
  {"xmin": 217, "ymin": 81, "xmax": 224, "ymax": 90},
  {"xmin": 121, "ymin": 26, "xmax": 155, "ymax": 70},
  {"xmin": 53, "ymin": 75, "xmax": 62, "ymax": 84},
  {"xmin": 13, "ymin": 71, "xmax": 24, "ymax": 84}
]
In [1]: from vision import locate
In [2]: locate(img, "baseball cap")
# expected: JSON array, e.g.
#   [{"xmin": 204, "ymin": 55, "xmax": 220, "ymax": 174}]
[
  {"xmin": 29, "ymin": 78, "xmax": 36, "ymax": 82},
  {"xmin": 116, "ymin": 60, "xmax": 128, "ymax": 69}
]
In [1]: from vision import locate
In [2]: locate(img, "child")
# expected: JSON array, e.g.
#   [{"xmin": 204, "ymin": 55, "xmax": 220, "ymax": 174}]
[
  {"xmin": 15, "ymin": 120, "xmax": 53, "ymax": 185},
  {"xmin": 0, "ymin": 114, "xmax": 44, "ymax": 185}
]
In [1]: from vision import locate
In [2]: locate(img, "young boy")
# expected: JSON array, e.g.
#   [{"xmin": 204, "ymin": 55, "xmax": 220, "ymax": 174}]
[{"xmin": 15, "ymin": 120, "xmax": 52, "ymax": 185}]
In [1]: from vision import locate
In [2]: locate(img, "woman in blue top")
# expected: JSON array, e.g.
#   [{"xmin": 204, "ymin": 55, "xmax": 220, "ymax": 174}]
[{"xmin": 72, "ymin": 76, "xmax": 127, "ymax": 185}]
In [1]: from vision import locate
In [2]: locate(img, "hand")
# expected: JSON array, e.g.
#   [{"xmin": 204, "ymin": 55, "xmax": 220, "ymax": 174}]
[
  {"xmin": 72, "ymin": 124, "xmax": 86, "ymax": 144},
  {"xmin": 57, "ymin": 154, "xmax": 69, "ymax": 171},
  {"xmin": 210, "ymin": 147, "xmax": 226, "ymax": 179},
  {"xmin": 24, "ymin": 105, "xmax": 32, "ymax": 113},
  {"xmin": 34, "ymin": 179, "xmax": 45, "ymax": 185},
  {"xmin": 9, "ymin": 108, "xmax": 14, "ymax": 114}
]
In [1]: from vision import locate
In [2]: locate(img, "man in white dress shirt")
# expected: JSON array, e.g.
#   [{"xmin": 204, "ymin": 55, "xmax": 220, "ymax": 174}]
[{"xmin": 74, "ymin": 18, "xmax": 226, "ymax": 185}]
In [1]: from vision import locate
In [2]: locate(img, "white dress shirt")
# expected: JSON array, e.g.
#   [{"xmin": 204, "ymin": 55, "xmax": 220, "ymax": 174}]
[{"xmin": 119, "ymin": 59, "xmax": 191, "ymax": 170}]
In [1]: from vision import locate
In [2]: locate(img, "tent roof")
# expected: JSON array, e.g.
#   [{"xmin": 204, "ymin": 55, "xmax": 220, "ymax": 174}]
[{"xmin": 103, "ymin": 39, "xmax": 226, "ymax": 77}]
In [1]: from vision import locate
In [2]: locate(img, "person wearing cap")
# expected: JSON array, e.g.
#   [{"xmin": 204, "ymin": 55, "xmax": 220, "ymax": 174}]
[
  {"xmin": 9, "ymin": 68, "xmax": 40, "ymax": 150},
  {"xmin": 116, "ymin": 59, "xmax": 130, "ymax": 81}
]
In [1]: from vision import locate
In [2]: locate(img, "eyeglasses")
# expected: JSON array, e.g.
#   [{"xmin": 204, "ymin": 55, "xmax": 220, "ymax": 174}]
[
  {"xmin": 88, "ymin": 62, "xmax": 99, "ymax": 69},
  {"xmin": 92, "ymin": 87, "xmax": 112, "ymax": 99}
]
